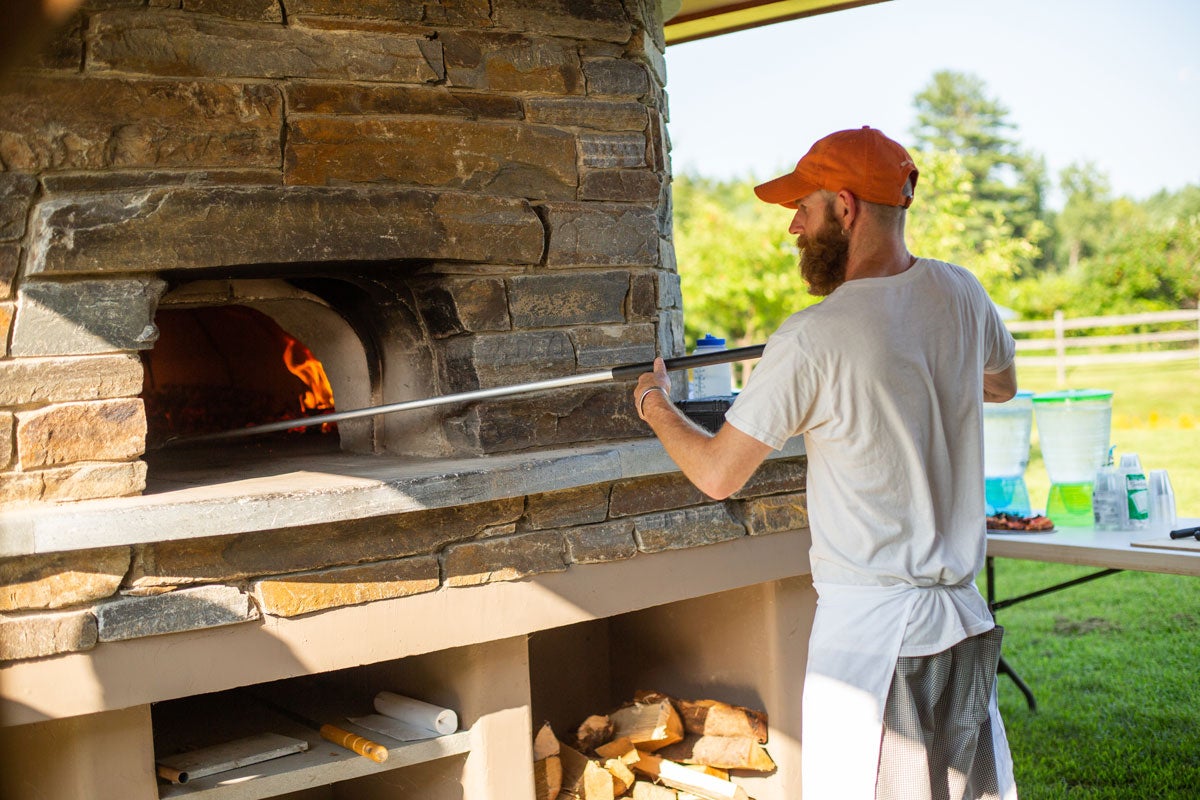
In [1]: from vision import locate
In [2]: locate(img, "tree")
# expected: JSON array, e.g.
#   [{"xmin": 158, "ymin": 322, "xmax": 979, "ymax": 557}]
[
  {"xmin": 910, "ymin": 70, "xmax": 1050, "ymax": 271},
  {"xmin": 671, "ymin": 171, "xmax": 816, "ymax": 383},
  {"xmin": 1056, "ymin": 162, "xmax": 1118, "ymax": 269}
]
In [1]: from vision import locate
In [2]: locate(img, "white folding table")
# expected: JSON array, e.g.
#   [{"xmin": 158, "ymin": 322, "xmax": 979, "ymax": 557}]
[{"xmin": 985, "ymin": 517, "xmax": 1200, "ymax": 709}]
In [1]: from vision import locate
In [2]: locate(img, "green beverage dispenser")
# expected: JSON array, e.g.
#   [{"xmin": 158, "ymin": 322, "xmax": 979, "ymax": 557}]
[{"xmin": 1032, "ymin": 389, "xmax": 1113, "ymax": 526}]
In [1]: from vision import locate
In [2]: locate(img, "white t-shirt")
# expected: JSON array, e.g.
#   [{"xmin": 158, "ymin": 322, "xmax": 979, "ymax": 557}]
[
  {"xmin": 727, "ymin": 258, "xmax": 1020, "ymax": 799},
  {"xmin": 726, "ymin": 258, "xmax": 1016, "ymax": 656}
]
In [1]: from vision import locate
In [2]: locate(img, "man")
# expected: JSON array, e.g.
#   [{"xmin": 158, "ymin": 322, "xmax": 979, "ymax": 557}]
[{"xmin": 635, "ymin": 127, "xmax": 1019, "ymax": 799}]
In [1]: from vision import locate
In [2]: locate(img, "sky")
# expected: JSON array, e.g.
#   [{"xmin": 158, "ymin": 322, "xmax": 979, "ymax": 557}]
[{"xmin": 662, "ymin": 0, "xmax": 1200, "ymax": 208}]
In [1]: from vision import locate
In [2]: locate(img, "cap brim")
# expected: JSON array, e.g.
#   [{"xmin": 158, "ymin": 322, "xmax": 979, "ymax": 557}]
[{"xmin": 753, "ymin": 171, "xmax": 818, "ymax": 209}]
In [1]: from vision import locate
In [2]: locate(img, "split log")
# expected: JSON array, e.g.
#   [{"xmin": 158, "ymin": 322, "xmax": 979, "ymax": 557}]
[
  {"xmin": 631, "ymin": 782, "xmax": 678, "ymax": 800},
  {"xmin": 674, "ymin": 699, "xmax": 768, "ymax": 744},
  {"xmin": 610, "ymin": 694, "xmax": 683, "ymax": 752},
  {"xmin": 559, "ymin": 742, "xmax": 615, "ymax": 800},
  {"xmin": 601, "ymin": 756, "xmax": 636, "ymax": 795},
  {"xmin": 594, "ymin": 736, "xmax": 639, "ymax": 764},
  {"xmin": 657, "ymin": 735, "xmax": 775, "ymax": 772},
  {"xmin": 533, "ymin": 722, "xmax": 563, "ymax": 800},
  {"xmin": 632, "ymin": 752, "xmax": 749, "ymax": 800},
  {"xmin": 575, "ymin": 714, "xmax": 615, "ymax": 752}
]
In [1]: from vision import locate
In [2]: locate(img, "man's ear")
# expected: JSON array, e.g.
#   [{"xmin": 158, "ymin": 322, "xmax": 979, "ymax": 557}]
[{"xmin": 835, "ymin": 189, "xmax": 858, "ymax": 232}]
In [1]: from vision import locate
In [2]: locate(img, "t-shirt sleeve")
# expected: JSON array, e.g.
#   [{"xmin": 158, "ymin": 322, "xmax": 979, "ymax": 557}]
[
  {"xmin": 980, "ymin": 289, "xmax": 1016, "ymax": 374},
  {"xmin": 724, "ymin": 333, "xmax": 816, "ymax": 450}
]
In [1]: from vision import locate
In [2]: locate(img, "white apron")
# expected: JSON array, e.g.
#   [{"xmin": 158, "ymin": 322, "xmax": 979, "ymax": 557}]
[{"xmin": 801, "ymin": 581, "xmax": 1017, "ymax": 800}]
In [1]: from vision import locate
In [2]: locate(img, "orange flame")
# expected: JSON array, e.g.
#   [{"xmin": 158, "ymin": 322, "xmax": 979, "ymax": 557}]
[{"xmin": 283, "ymin": 338, "xmax": 335, "ymax": 420}]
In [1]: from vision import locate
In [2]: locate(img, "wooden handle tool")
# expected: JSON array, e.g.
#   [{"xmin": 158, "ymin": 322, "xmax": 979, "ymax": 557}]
[
  {"xmin": 251, "ymin": 693, "xmax": 389, "ymax": 763},
  {"xmin": 318, "ymin": 723, "xmax": 389, "ymax": 763}
]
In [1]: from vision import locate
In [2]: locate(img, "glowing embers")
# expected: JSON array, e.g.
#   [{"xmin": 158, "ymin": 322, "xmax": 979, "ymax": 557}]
[{"xmin": 143, "ymin": 305, "xmax": 337, "ymax": 446}]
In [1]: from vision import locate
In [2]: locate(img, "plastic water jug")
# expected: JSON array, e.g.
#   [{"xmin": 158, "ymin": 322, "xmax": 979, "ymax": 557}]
[
  {"xmin": 1033, "ymin": 389, "xmax": 1113, "ymax": 526},
  {"xmin": 688, "ymin": 334, "xmax": 732, "ymax": 398},
  {"xmin": 983, "ymin": 390, "xmax": 1033, "ymax": 515}
]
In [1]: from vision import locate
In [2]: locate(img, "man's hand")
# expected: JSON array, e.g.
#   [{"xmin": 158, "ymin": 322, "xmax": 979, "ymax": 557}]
[{"xmin": 634, "ymin": 357, "xmax": 672, "ymax": 420}]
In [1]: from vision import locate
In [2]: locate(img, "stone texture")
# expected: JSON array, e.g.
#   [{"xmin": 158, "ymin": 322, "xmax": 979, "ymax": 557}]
[
  {"xmin": 0, "ymin": 413, "xmax": 11, "ymax": 468},
  {"xmin": 0, "ymin": 173, "xmax": 38, "ymax": 240},
  {"xmin": 580, "ymin": 133, "xmax": 647, "ymax": 168},
  {"xmin": 733, "ymin": 458, "xmax": 806, "ymax": 499},
  {"xmin": 88, "ymin": 10, "xmax": 444, "ymax": 82},
  {"xmin": 0, "ymin": 609, "xmax": 97, "ymax": 661},
  {"xmin": 438, "ymin": 330, "xmax": 577, "ymax": 392},
  {"xmin": 126, "ymin": 498, "xmax": 524, "ymax": 587},
  {"xmin": 0, "ymin": 76, "xmax": 282, "ymax": 173},
  {"xmin": 582, "ymin": 57, "xmax": 650, "ymax": 97},
  {"xmin": 736, "ymin": 492, "xmax": 809, "ymax": 536},
  {"xmin": 571, "ymin": 323, "xmax": 655, "ymax": 368},
  {"xmin": 632, "ymin": 504, "xmax": 745, "ymax": 554},
  {"xmin": 442, "ymin": 31, "xmax": 582, "ymax": 94},
  {"xmin": 580, "ymin": 170, "xmax": 662, "ymax": 202},
  {"xmin": 183, "ymin": 0, "xmax": 283, "ymax": 22},
  {"xmin": 414, "ymin": 277, "xmax": 511, "ymax": 338},
  {"xmin": 251, "ymin": 555, "xmax": 440, "ymax": 618},
  {"xmin": 448, "ymin": 383, "xmax": 641, "ymax": 454},
  {"xmin": 563, "ymin": 520, "xmax": 637, "ymax": 564},
  {"xmin": 0, "ymin": 461, "xmax": 148, "ymax": 507},
  {"xmin": 0, "ymin": 245, "xmax": 19, "ymax": 299},
  {"xmin": 0, "ymin": 302, "xmax": 12, "ymax": 357},
  {"xmin": 0, "ymin": 548, "xmax": 130, "ymax": 612},
  {"xmin": 507, "ymin": 271, "xmax": 629, "ymax": 328},
  {"xmin": 0, "ymin": 355, "xmax": 145, "ymax": 406},
  {"xmin": 41, "ymin": 169, "xmax": 284, "ymax": 194},
  {"xmin": 629, "ymin": 28, "xmax": 666, "ymax": 86},
  {"xmin": 493, "ymin": 0, "xmax": 632, "ymax": 42},
  {"xmin": 541, "ymin": 202, "xmax": 659, "ymax": 267},
  {"xmin": 285, "ymin": 117, "xmax": 578, "ymax": 199},
  {"xmin": 610, "ymin": 472, "xmax": 708, "ymax": 517},
  {"xmin": 95, "ymin": 584, "xmax": 259, "ymax": 642},
  {"xmin": 290, "ymin": 0, "xmax": 491, "ymax": 26},
  {"xmin": 16, "ymin": 400, "xmax": 146, "ymax": 469},
  {"xmin": 442, "ymin": 530, "xmax": 566, "ymax": 587},
  {"xmin": 26, "ymin": 188, "xmax": 546, "ymax": 275},
  {"xmin": 286, "ymin": 82, "xmax": 522, "ymax": 119},
  {"xmin": 11, "ymin": 279, "xmax": 165, "ymax": 356},
  {"xmin": 524, "ymin": 98, "xmax": 648, "ymax": 131},
  {"xmin": 288, "ymin": 0, "xmax": 420, "ymax": 19},
  {"xmin": 522, "ymin": 483, "xmax": 610, "ymax": 530}
]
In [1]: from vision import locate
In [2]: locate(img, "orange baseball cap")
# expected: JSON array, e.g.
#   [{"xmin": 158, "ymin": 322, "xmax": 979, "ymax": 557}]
[{"xmin": 754, "ymin": 126, "xmax": 918, "ymax": 209}]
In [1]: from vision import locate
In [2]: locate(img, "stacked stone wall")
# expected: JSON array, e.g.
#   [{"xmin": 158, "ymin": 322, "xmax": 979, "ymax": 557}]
[
  {"xmin": 0, "ymin": 457, "xmax": 808, "ymax": 662},
  {"xmin": 0, "ymin": 0, "xmax": 683, "ymax": 504}
]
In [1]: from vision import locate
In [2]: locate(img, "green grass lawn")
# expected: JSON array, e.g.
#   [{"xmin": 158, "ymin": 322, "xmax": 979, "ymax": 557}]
[{"xmin": 992, "ymin": 360, "xmax": 1200, "ymax": 798}]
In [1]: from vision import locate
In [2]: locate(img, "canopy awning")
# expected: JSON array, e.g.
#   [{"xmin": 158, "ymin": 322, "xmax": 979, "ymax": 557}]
[{"xmin": 665, "ymin": 0, "xmax": 891, "ymax": 45}]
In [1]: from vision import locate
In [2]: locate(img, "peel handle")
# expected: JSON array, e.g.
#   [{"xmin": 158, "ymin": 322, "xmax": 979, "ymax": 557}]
[
  {"xmin": 319, "ymin": 724, "xmax": 389, "ymax": 763},
  {"xmin": 610, "ymin": 344, "xmax": 765, "ymax": 381}
]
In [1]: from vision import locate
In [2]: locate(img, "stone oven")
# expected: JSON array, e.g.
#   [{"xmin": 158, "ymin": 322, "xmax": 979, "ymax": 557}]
[{"xmin": 0, "ymin": 2, "xmax": 817, "ymax": 798}]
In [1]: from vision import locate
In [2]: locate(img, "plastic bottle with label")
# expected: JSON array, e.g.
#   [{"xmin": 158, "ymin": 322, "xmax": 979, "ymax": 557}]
[
  {"xmin": 688, "ymin": 334, "xmax": 732, "ymax": 398},
  {"xmin": 1119, "ymin": 452, "xmax": 1150, "ymax": 530},
  {"xmin": 1092, "ymin": 447, "xmax": 1125, "ymax": 530}
]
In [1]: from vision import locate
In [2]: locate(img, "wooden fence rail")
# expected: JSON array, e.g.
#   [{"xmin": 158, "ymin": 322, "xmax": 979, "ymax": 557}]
[{"xmin": 1007, "ymin": 307, "xmax": 1200, "ymax": 384}]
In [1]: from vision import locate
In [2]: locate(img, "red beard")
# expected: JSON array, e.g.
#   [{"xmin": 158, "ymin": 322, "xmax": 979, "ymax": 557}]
[{"xmin": 797, "ymin": 205, "xmax": 849, "ymax": 296}]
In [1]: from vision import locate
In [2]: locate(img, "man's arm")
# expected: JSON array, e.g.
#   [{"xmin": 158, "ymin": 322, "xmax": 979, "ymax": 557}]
[
  {"xmin": 983, "ymin": 361, "xmax": 1018, "ymax": 403},
  {"xmin": 635, "ymin": 359, "xmax": 774, "ymax": 499}
]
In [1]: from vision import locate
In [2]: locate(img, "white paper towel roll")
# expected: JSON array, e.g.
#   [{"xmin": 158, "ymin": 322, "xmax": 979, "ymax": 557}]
[{"xmin": 373, "ymin": 691, "xmax": 458, "ymax": 735}]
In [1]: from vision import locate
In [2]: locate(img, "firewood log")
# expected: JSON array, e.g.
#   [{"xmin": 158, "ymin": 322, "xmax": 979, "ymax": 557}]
[
  {"xmin": 575, "ymin": 714, "xmax": 615, "ymax": 752},
  {"xmin": 631, "ymin": 782, "xmax": 678, "ymax": 800},
  {"xmin": 559, "ymin": 742, "xmax": 615, "ymax": 800},
  {"xmin": 610, "ymin": 695, "xmax": 683, "ymax": 752},
  {"xmin": 631, "ymin": 752, "xmax": 749, "ymax": 800},
  {"xmin": 534, "ymin": 722, "xmax": 563, "ymax": 800},
  {"xmin": 674, "ymin": 699, "xmax": 768, "ymax": 744},
  {"xmin": 595, "ymin": 736, "xmax": 639, "ymax": 764},
  {"xmin": 656, "ymin": 735, "xmax": 776, "ymax": 772}
]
